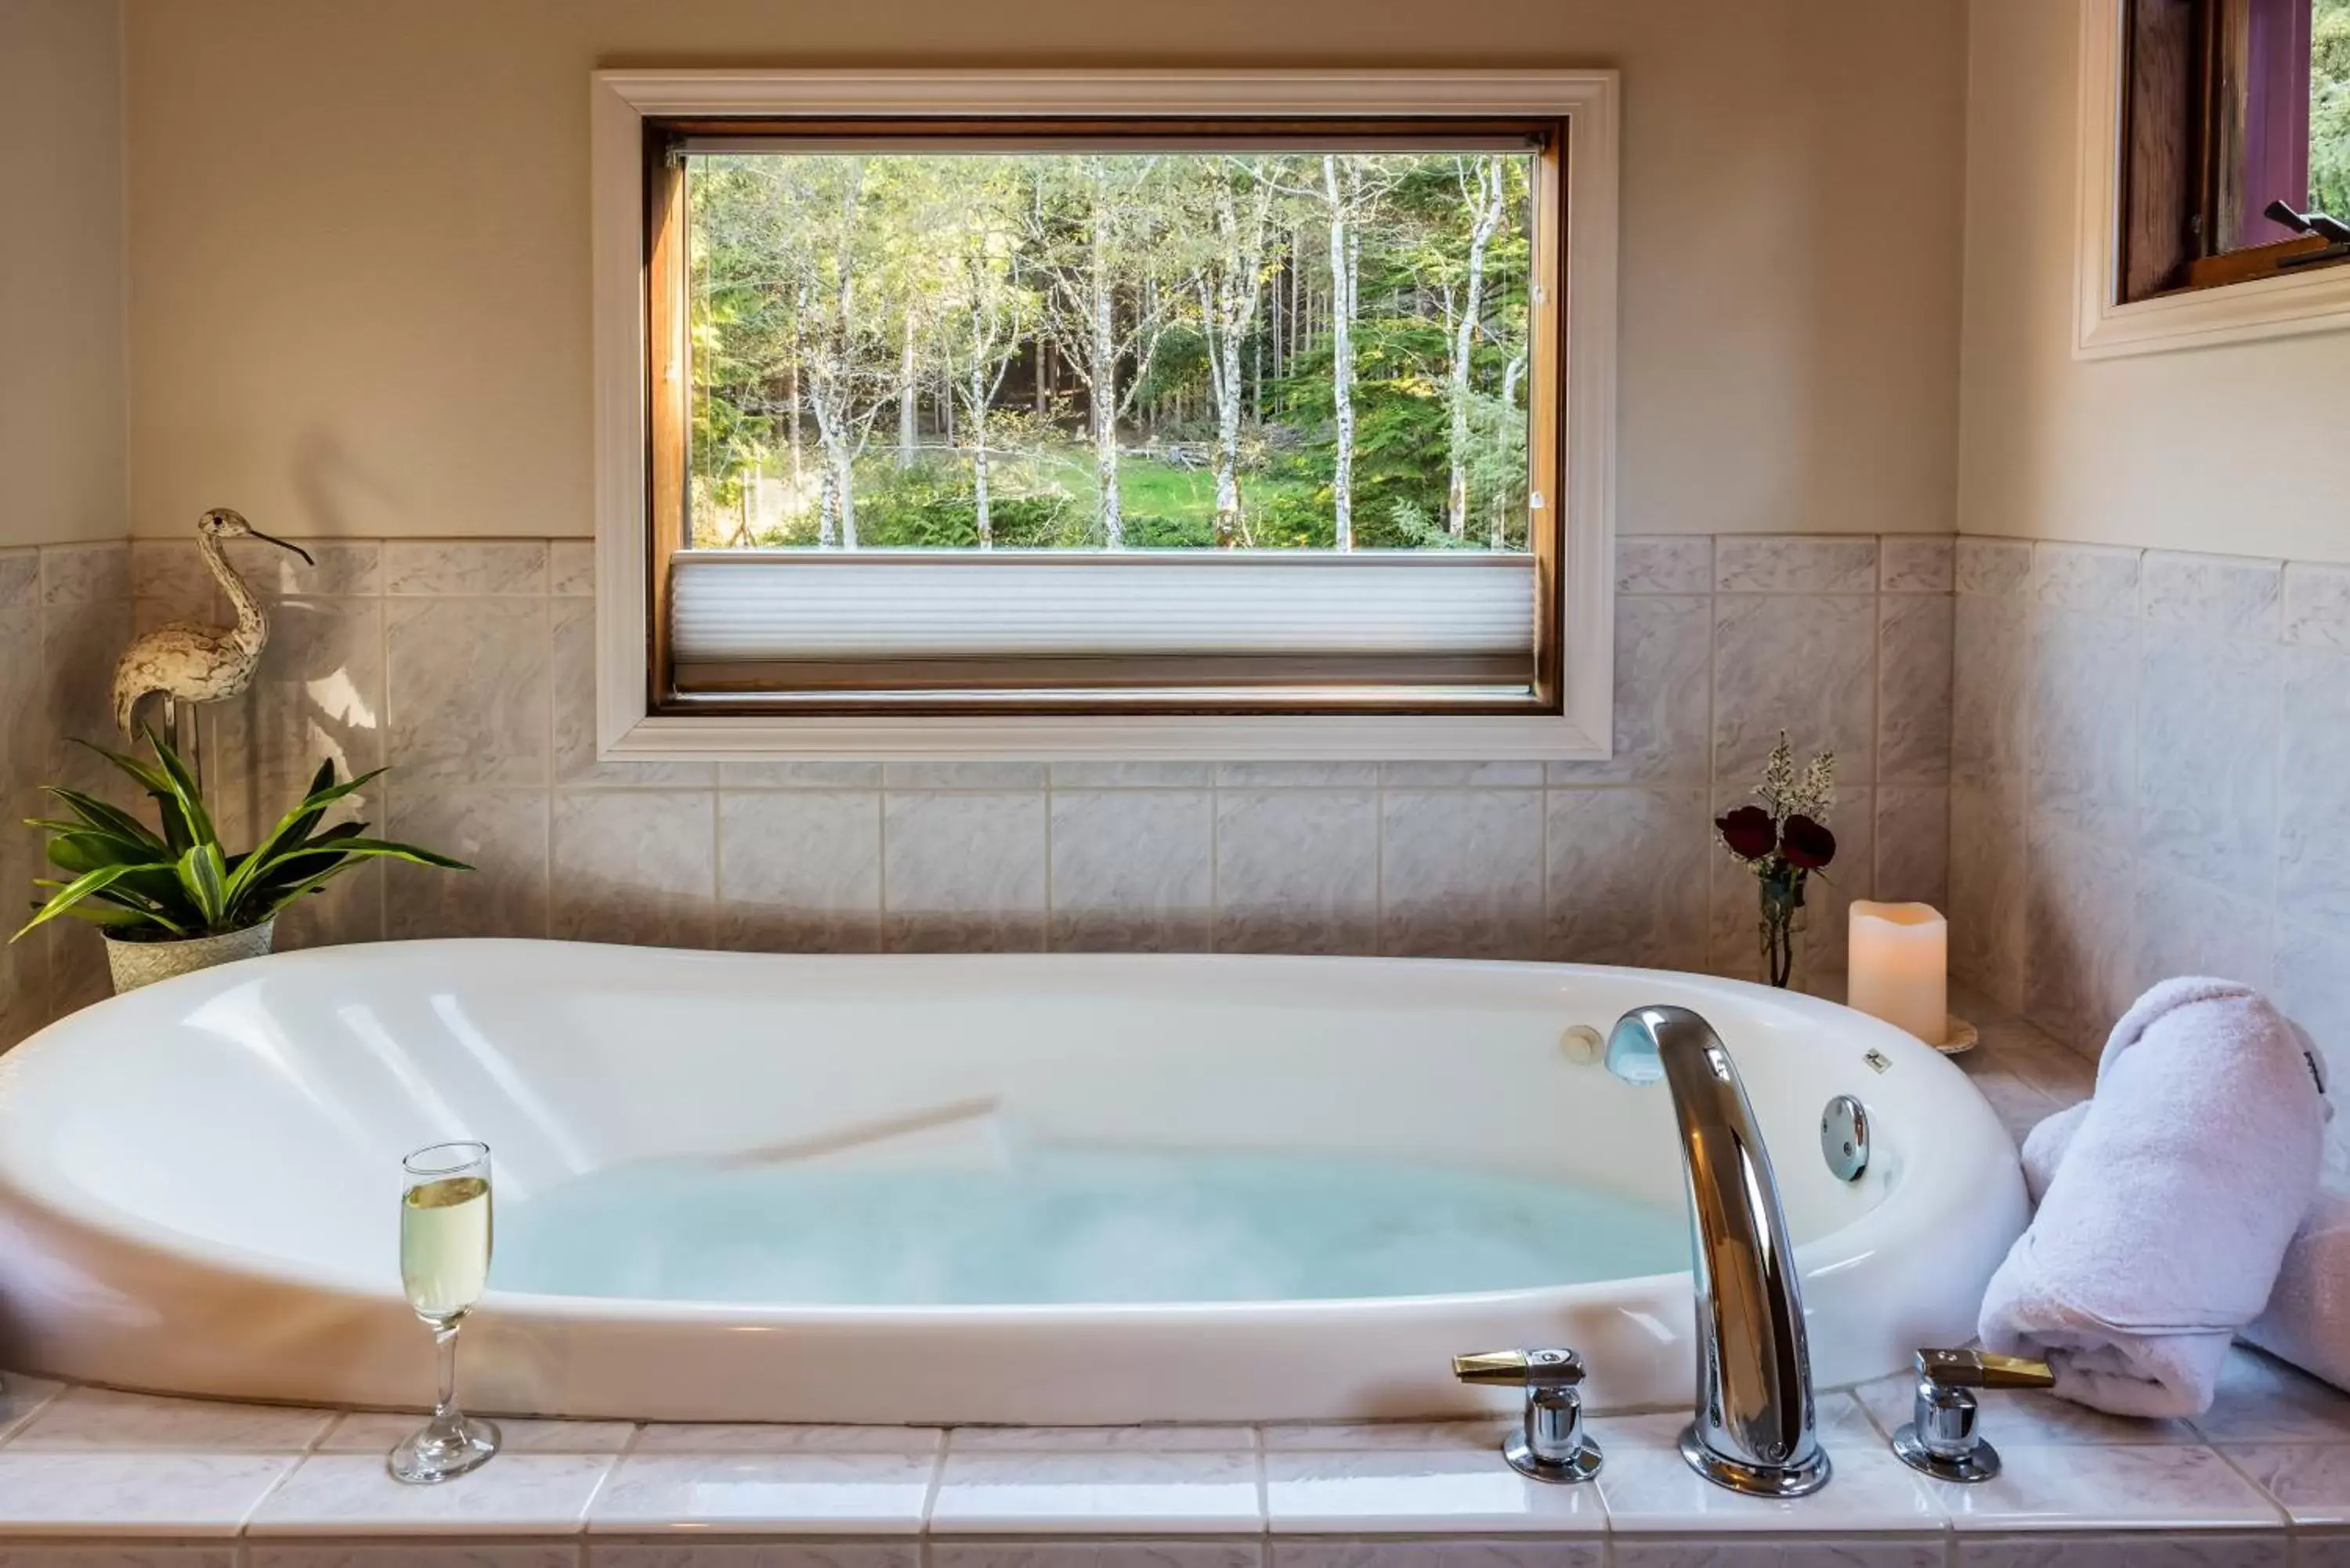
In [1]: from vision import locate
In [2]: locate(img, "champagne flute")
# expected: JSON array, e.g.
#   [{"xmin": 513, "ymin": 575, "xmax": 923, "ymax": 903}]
[{"xmin": 389, "ymin": 1140, "xmax": 501, "ymax": 1483}]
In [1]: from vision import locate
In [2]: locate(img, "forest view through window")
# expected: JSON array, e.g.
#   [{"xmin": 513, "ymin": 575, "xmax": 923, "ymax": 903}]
[{"xmin": 684, "ymin": 145, "xmax": 1538, "ymax": 555}]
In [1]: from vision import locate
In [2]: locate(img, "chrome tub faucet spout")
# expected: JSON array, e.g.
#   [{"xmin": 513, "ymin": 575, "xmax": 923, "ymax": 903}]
[{"xmin": 1605, "ymin": 1004, "xmax": 1831, "ymax": 1498}]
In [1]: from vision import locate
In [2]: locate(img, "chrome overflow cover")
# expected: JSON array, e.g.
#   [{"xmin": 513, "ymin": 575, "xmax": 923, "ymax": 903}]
[{"xmin": 1820, "ymin": 1094, "xmax": 1870, "ymax": 1182}]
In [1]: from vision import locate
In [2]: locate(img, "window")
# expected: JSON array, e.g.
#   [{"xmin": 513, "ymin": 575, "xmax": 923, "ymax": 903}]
[
  {"xmin": 591, "ymin": 74, "xmax": 1618, "ymax": 760},
  {"xmin": 2117, "ymin": 0, "xmax": 2350, "ymax": 301}
]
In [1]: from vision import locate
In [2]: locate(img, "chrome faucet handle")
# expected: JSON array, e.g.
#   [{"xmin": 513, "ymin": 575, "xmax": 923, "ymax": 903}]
[
  {"xmin": 1452, "ymin": 1349, "xmax": 1604, "ymax": 1484},
  {"xmin": 1890, "ymin": 1346, "xmax": 2056, "ymax": 1483},
  {"xmin": 1454, "ymin": 1348, "xmax": 1588, "ymax": 1388}
]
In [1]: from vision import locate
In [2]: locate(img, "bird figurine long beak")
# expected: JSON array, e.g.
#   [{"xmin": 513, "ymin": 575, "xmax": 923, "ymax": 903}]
[
  {"xmin": 248, "ymin": 528, "xmax": 316, "ymax": 566},
  {"xmin": 110, "ymin": 507, "xmax": 319, "ymax": 736}
]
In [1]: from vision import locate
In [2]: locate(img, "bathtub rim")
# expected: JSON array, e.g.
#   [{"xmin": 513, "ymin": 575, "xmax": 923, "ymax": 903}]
[{"xmin": 0, "ymin": 942, "xmax": 2012, "ymax": 1324}]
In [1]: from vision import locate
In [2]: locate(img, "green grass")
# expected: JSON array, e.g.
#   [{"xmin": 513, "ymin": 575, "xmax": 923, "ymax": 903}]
[
  {"xmin": 1035, "ymin": 446, "xmax": 1312, "ymax": 530},
  {"xmin": 703, "ymin": 436, "xmax": 1330, "ymax": 549}
]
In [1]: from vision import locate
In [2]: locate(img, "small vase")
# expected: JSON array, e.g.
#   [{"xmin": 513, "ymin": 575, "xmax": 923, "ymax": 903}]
[
  {"xmin": 103, "ymin": 919, "xmax": 276, "ymax": 995},
  {"xmin": 1757, "ymin": 876, "xmax": 1806, "ymax": 990}
]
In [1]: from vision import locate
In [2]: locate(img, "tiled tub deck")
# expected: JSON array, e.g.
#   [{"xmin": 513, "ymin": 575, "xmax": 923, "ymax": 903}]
[
  {"xmin": 0, "ymin": 1008, "xmax": 2329, "ymax": 1566},
  {"xmin": 0, "ymin": 1346, "xmax": 2345, "ymax": 1568}
]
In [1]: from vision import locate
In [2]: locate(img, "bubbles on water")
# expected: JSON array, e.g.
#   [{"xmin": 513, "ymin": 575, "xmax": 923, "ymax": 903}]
[{"xmin": 493, "ymin": 1147, "xmax": 1687, "ymax": 1307}]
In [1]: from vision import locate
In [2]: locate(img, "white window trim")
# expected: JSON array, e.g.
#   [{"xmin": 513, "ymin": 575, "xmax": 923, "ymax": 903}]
[
  {"xmin": 591, "ymin": 68, "xmax": 1620, "ymax": 761},
  {"xmin": 2075, "ymin": 0, "xmax": 2350, "ymax": 359}
]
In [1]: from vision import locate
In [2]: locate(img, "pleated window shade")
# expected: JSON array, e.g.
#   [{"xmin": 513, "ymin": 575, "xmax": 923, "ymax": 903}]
[{"xmin": 668, "ymin": 550, "xmax": 1540, "ymax": 702}]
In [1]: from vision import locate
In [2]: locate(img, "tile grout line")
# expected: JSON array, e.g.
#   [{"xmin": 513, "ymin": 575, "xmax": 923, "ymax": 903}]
[
  {"xmin": 1538, "ymin": 752, "xmax": 1553, "ymax": 961},
  {"xmin": 877, "ymin": 779, "xmax": 893, "ymax": 953},
  {"xmin": 378, "ymin": 561, "xmax": 393, "ymax": 944},
  {"xmin": 2123, "ymin": 545, "xmax": 2146, "ymax": 1025},
  {"xmin": 1252, "ymin": 1437, "xmax": 1271, "ymax": 1539},
  {"xmin": 2199, "ymin": 1441, "xmax": 2298, "ymax": 1534},
  {"xmin": 2016, "ymin": 544, "xmax": 2041, "ymax": 1029},
  {"xmin": 234, "ymin": 1443, "xmax": 312, "ymax": 1539},
  {"xmin": 33, "ymin": 545, "xmax": 55, "ymax": 1028},
  {"xmin": 1701, "ymin": 535, "xmax": 1720, "ymax": 976},
  {"xmin": 2271, "ymin": 555, "xmax": 2290, "ymax": 1006},
  {"xmin": 571, "ymin": 1422, "xmax": 645, "ymax": 1541},
  {"xmin": 544, "ymin": 582, "xmax": 559, "ymax": 941},
  {"xmin": 705, "ymin": 710, "xmax": 722, "ymax": 950},
  {"xmin": 1373, "ymin": 769, "xmax": 1386, "ymax": 957},
  {"xmin": 1871, "ymin": 538, "xmax": 1889, "ymax": 902},
  {"xmin": 222, "ymin": 1400, "xmax": 341, "ymax": 1541},
  {"xmin": 1208, "ymin": 771, "xmax": 1223, "ymax": 954},
  {"xmin": 916, "ymin": 1425, "xmax": 949, "ymax": 1539},
  {"xmin": 0, "ymin": 1381, "xmax": 63, "ymax": 1451}
]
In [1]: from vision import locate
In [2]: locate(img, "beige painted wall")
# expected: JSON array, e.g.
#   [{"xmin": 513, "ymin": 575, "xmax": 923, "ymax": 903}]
[
  {"xmin": 122, "ymin": 0, "xmax": 1967, "ymax": 540},
  {"xmin": 2, "ymin": 0, "xmax": 125, "ymax": 547},
  {"xmin": 1958, "ymin": 0, "xmax": 2350, "ymax": 564}
]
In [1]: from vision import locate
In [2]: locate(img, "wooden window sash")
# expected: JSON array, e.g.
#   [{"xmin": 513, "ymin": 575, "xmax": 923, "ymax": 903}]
[
  {"xmin": 641, "ymin": 116, "xmax": 1567, "ymax": 719},
  {"xmin": 2120, "ymin": 0, "xmax": 2346, "ymax": 302},
  {"xmin": 644, "ymin": 126, "xmax": 688, "ymax": 714}
]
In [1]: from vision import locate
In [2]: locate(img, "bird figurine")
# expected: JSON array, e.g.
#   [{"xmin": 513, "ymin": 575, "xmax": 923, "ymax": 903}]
[{"xmin": 111, "ymin": 508, "xmax": 316, "ymax": 739}]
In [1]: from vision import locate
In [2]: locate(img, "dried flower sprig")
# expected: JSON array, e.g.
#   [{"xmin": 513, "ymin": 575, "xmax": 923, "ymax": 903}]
[
  {"xmin": 1752, "ymin": 732, "xmax": 1835, "ymax": 825},
  {"xmin": 1758, "ymin": 736, "xmax": 1798, "ymax": 818},
  {"xmin": 1791, "ymin": 749, "xmax": 1836, "ymax": 821}
]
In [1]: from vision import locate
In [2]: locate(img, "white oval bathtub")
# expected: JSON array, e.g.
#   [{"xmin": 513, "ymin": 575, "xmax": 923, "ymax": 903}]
[{"xmin": 0, "ymin": 941, "xmax": 2025, "ymax": 1424}]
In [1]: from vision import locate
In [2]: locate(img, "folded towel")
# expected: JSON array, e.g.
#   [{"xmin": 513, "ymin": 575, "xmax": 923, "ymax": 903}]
[
  {"xmin": 2017, "ymin": 1035, "xmax": 2350, "ymax": 1394},
  {"xmin": 2019, "ymin": 1099, "xmax": 2088, "ymax": 1205},
  {"xmin": 1977, "ymin": 977, "xmax": 2330, "ymax": 1416},
  {"xmin": 2244, "ymin": 1186, "xmax": 2350, "ymax": 1390}
]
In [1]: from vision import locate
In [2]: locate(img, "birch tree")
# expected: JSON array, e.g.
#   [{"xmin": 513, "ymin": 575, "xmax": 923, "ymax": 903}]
[
  {"xmin": 796, "ymin": 158, "xmax": 896, "ymax": 547},
  {"xmin": 936, "ymin": 161, "xmax": 1035, "ymax": 547},
  {"xmin": 784, "ymin": 351, "xmax": 804, "ymax": 497},
  {"xmin": 1444, "ymin": 156, "xmax": 1508, "ymax": 540},
  {"xmin": 689, "ymin": 154, "xmax": 888, "ymax": 547},
  {"xmin": 1321, "ymin": 157, "xmax": 1361, "ymax": 548},
  {"xmin": 896, "ymin": 311, "xmax": 920, "ymax": 468},
  {"xmin": 1491, "ymin": 349, "xmax": 1527, "ymax": 548},
  {"xmin": 1033, "ymin": 157, "xmax": 1183, "ymax": 547},
  {"xmin": 1303, "ymin": 154, "xmax": 1403, "ymax": 549},
  {"xmin": 1189, "ymin": 156, "xmax": 1283, "ymax": 547}
]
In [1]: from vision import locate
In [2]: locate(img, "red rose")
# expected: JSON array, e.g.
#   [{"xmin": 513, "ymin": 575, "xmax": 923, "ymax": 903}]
[
  {"xmin": 1716, "ymin": 804, "xmax": 1777, "ymax": 860},
  {"xmin": 1780, "ymin": 814, "xmax": 1836, "ymax": 870}
]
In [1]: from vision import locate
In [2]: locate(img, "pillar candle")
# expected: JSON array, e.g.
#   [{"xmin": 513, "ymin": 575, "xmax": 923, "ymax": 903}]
[{"xmin": 1846, "ymin": 901, "xmax": 1947, "ymax": 1045}]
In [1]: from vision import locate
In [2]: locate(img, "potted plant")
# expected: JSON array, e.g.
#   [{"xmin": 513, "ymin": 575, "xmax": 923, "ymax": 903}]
[
  {"xmin": 1715, "ymin": 732, "xmax": 1837, "ymax": 990},
  {"xmin": 13, "ymin": 732, "xmax": 470, "ymax": 993}
]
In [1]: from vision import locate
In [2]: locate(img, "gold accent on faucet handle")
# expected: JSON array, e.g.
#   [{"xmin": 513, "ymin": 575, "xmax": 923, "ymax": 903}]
[
  {"xmin": 1453, "ymin": 1348, "xmax": 1585, "ymax": 1388},
  {"xmin": 1914, "ymin": 1347, "xmax": 2056, "ymax": 1390},
  {"xmin": 1454, "ymin": 1350, "xmax": 1529, "ymax": 1385}
]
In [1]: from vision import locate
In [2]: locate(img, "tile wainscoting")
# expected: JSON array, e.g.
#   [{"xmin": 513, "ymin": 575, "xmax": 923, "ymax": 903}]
[
  {"xmin": 0, "ymin": 533, "xmax": 1954, "ymax": 1046},
  {"xmin": 1948, "ymin": 538, "xmax": 2350, "ymax": 1165},
  {"xmin": 0, "ymin": 546, "xmax": 128, "ymax": 1044}
]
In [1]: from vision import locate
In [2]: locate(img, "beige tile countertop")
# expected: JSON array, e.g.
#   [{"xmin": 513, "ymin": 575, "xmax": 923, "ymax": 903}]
[
  {"xmin": 0, "ymin": 1350, "xmax": 2337, "ymax": 1567},
  {"xmin": 0, "ymin": 996, "xmax": 2330, "ymax": 1568}
]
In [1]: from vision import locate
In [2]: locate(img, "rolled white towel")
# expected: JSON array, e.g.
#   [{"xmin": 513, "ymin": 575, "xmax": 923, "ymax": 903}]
[
  {"xmin": 2018, "ymin": 1039, "xmax": 2350, "ymax": 1393},
  {"xmin": 2244, "ymin": 1187, "xmax": 2350, "ymax": 1390},
  {"xmin": 2019, "ymin": 1099, "xmax": 2088, "ymax": 1205},
  {"xmin": 1977, "ymin": 977, "xmax": 2330, "ymax": 1417}
]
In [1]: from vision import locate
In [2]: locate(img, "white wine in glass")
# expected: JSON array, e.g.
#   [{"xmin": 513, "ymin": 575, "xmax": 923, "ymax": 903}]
[{"xmin": 389, "ymin": 1140, "xmax": 501, "ymax": 1483}]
